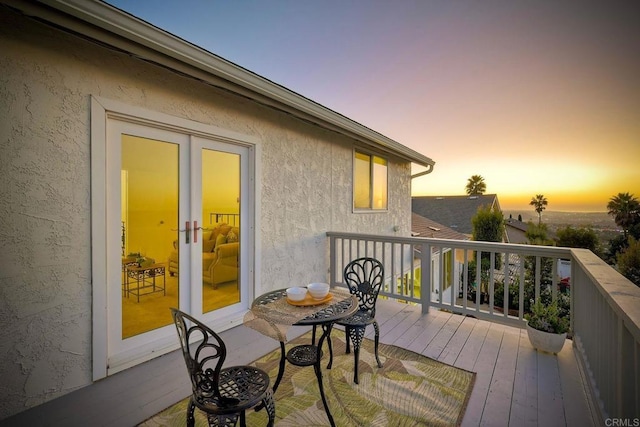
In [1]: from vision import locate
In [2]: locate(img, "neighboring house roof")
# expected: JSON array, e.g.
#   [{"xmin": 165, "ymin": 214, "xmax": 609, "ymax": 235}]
[
  {"xmin": 411, "ymin": 194, "xmax": 501, "ymax": 236},
  {"xmin": 505, "ymin": 218, "xmax": 529, "ymax": 244},
  {"xmin": 411, "ymin": 213, "xmax": 469, "ymax": 240},
  {"xmin": 23, "ymin": 0, "xmax": 434, "ymax": 171}
]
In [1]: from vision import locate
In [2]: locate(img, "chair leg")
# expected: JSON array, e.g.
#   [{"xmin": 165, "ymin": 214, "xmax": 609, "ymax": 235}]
[
  {"xmin": 326, "ymin": 326, "xmax": 334, "ymax": 369},
  {"xmin": 263, "ymin": 389, "xmax": 276, "ymax": 427},
  {"xmin": 344, "ymin": 326, "xmax": 351, "ymax": 354},
  {"xmin": 273, "ymin": 342, "xmax": 287, "ymax": 393},
  {"xmin": 313, "ymin": 323, "xmax": 336, "ymax": 427},
  {"xmin": 373, "ymin": 320, "xmax": 383, "ymax": 368},
  {"xmin": 349, "ymin": 326, "xmax": 366, "ymax": 384},
  {"xmin": 187, "ymin": 397, "xmax": 196, "ymax": 427}
]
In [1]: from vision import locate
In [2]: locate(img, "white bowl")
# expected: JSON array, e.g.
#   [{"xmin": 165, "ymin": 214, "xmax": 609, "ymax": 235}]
[
  {"xmin": 307, "ymin": 282, "xmax": 330, "ymax": 300},
  {"xmin": 286, "ymin": 286, "xmax": 308, "ymax": 302}
]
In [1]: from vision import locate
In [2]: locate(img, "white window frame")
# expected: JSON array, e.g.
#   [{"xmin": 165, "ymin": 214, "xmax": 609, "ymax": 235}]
[{"xmin": 90, "ymin": 96, "xmax": 261, "ymax": 380}]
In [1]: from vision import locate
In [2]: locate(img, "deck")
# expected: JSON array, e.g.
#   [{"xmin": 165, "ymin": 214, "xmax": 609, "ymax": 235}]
[{"xmin": 218, "ymin": 297, "xmax": 599, "ymax": 427}]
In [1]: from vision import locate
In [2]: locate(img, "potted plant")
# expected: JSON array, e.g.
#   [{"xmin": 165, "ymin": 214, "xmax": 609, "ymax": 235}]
[
  {"xmin": 524, "ymin": 300, "xmax": 569, "ymax": 354},
  {"xmin": 127, "ymin": 252, "xmax": 154, "ymax": 268}
]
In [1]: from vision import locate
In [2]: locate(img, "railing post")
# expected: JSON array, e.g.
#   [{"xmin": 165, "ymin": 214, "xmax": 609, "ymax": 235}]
[
  {"xmin": 421, "ymin": 241, "xmax": 431, "ymax": 314},
  {"xmin": 329, "ymin": 235, "xmax": 336, "ymax": 285},
  {"xmin": 570, "ymin": 251, "xmax": 576, "ymax": 333}
]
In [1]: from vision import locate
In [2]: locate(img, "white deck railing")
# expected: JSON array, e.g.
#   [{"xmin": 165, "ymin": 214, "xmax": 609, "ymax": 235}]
[{"xmin": 327, "ymin": 231, "xmax": 640, "ymax": 423}]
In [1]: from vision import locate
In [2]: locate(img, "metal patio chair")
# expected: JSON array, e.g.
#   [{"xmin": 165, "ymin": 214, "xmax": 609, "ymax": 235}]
[
  {"xmin": 334, "ymin": 257, "xmax": 384, "ymax": 384},
  {"xmin": 170, "ymin": 308, "xmax": 275, "ymax": 427}
]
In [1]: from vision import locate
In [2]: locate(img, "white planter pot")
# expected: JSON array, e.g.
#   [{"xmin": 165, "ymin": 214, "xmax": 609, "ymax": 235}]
[{"xmin": 526, "ymin": 324, "xmax": 567, "ymax": 354}]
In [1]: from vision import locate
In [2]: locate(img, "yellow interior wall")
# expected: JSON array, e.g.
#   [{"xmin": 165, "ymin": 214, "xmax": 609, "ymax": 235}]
[
  {"xmin": 121, "ymin": 137, "xmax": 241, "ymax": 263},
  {"xmin": 202, "ymin": 149, "xmax": 240, "ymax": 226},
  {"xmin": 122, "ymin": 135, "xmax": 178, "ymax": 263}
]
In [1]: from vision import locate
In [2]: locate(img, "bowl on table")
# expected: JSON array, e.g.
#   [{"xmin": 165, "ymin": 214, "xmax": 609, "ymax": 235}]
[
  {"xmin": 286, "ymin": 286, "xmax": 308, "ymax": 302},
  {"xmin": 307, "ymin": 282, "xmax": 330, "ymax": 300}
]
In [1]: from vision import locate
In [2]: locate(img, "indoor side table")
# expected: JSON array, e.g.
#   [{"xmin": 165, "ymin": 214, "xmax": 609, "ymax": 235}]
[
  {"xmin": 245, "ymin": 287, "xmax": 357, "ymax": 427},
  {"xmin": 124, "ymin": 263, "xmax": 166, "ymax": 302}
]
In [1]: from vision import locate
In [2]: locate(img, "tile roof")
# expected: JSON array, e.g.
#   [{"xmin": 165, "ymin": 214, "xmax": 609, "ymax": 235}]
[
  {"xmin": 505, "ymin": 218, "xmax": 528, "ymax": 232},
  {"xmin": 411, "ymin": 195, "xmax": 500, "ymax": 236},
  {"xmin": 505, "ymin": 218, "xmax": 529, "ymax": 243},
  {"xmin": 411, "ymin": 213, "xmax": 469, "ymax": 240}
]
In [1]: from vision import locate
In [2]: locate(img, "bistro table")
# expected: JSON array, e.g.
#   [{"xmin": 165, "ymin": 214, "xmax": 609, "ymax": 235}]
[{"xmin": 244, "ymin": 287, "xmax": 358, "ymax": 427}]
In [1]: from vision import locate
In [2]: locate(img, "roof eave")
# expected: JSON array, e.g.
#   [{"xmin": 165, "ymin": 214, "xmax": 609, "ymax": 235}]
[{"xmin": 20, "ymin": 0, "xmax": 435, "ymax": 169}]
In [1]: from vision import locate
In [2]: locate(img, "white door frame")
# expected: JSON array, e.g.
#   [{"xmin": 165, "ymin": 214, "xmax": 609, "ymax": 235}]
[{"xmin": 91, "ymin": 96, "xmax": 260, "ymax": 379}]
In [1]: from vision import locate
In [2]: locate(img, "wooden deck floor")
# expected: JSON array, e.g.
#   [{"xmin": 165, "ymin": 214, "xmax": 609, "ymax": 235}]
[{"xmin": 219, "ymin": 297, "xmax": 599, "ymax": 426}]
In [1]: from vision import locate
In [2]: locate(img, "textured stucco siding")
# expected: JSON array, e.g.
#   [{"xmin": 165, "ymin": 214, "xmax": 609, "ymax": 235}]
[{"xmin": 0, "ymin": 7, "xmax": 411, "ymax": 421}]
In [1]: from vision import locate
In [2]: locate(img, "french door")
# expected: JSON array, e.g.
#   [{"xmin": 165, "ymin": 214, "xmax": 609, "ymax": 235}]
[{"xmin": 103, "ymin": 116, "xmax": 252, "ymax": 374}]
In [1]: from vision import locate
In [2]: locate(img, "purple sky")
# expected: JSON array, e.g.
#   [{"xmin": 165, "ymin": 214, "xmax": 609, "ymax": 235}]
[{"xmin": 106, "ymin": 0, "xmax": 640, "ymax": 212}]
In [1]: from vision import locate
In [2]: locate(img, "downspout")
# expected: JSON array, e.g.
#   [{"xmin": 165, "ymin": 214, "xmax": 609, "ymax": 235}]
[{"xmin": 411, "ymin": 162, "xmax": 435, "ymax": 179}]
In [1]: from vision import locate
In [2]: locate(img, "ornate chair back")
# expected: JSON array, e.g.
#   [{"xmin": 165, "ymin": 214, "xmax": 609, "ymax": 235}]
[
  {"xmin": 343, "ymin": 257, "xmax": 384, "ymax": 316},
  {"xmin": 171, "ymin": 308, "xmax": 230, "ymax": 404},
  {"xmin": 171, "ymin": 308, "xmax": 275, "ymax": 426}
]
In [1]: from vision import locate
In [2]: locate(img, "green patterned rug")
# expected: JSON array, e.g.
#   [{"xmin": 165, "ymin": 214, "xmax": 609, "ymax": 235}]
[{"xmin": 141, "ymin": 329, "xmax": 475, "ymax": 426}]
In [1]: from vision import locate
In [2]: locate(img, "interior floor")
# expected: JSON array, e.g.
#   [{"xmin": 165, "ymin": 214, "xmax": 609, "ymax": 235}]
[{"xmin": 122, "ymin": 267, "xmax": 239, "ymax": 338}]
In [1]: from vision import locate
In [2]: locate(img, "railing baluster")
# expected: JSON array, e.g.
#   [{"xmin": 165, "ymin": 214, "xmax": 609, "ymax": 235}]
[
  {"xmin": 534, "ymin": 256, "xmax": 541, "ymax": 302},
  {"xmin": 551, "ymin": 257, "xmax": 558, "ymax": 303},
  {"xmin": 449, "ymin": 246, "xmax": 455, "ymax": 310},
  {"xmin": 489, "ymin": 251, "xmax": 496, "ymax": 314},
  {"xmin": 462, "ymin": 249, "xmax": 469, "ymax": 310},
  {"xmin": 518, "ymin": 255, "xmax": 525, "ymax": 320},
  {"xmin": 503, "ymin": 252, "xmax": 510, "ymax": 319}
]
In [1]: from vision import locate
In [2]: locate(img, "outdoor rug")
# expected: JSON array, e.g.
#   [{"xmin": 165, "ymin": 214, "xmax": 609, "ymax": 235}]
[{"xmin": 141, "ymin": 329, "xmax": 476, "ymax": 426}]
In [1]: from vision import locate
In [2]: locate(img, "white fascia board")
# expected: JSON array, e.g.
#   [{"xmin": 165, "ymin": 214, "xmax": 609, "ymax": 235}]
[{"xmin": 29, "ymin": 0, "xmax": 434, "ymax": 169}]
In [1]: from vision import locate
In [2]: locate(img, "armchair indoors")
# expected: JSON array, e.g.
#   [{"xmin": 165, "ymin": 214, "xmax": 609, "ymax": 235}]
[{"xmin": 168, "ymin": 223, "xmax": 239, "ymax": 289}]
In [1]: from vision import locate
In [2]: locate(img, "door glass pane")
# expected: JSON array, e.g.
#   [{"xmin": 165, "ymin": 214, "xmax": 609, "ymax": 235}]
[
  {"xmin": 202, "ymin": 148, "xmax": 241, "ymax": 313},
  {"xmin": 121, "ymin": 135, "xmax": 179, "ymax": 338}
]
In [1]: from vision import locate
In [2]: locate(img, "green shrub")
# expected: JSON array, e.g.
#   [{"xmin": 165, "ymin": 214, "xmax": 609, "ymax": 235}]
[{"xmin": 525, "ymin": 301, "xmax": 569, "ymax": 334}]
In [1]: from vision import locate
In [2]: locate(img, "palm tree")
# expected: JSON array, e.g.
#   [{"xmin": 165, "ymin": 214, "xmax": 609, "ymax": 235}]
[
  {"xmin": 466, "ymin": 175, "xmax": 486, "ymax": 195},
  {"xmin": 530, "ymin": 194, "xmax": 548, "ymax": 226},
  {"xmin": 607, "ymin": 192, "xmax": 640, "ymax": 238}
]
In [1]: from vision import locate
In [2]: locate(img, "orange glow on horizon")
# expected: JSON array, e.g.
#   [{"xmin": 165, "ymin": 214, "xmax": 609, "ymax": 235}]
[{"xmin": 412, "ymin": 157, "xmax": 640, "ymax": 213}]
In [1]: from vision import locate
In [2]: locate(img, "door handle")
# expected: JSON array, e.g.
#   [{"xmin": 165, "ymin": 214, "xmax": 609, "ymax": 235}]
[
  {"xmin": 171, "ymin": 222, "xmax": 191, "ymax": 244},
  {"xmin": 172, "ymin": 221, "xmax": 205, "ymax": 244}
]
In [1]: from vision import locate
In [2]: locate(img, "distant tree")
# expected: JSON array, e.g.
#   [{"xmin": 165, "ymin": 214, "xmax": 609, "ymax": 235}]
[
  {"xmin": 525, "ymin": 222, "xmax": 553, "ymax": 246},
  {"xmin": 617, "ymin": 237, "xmax": 640, "ymax": 287},
  {"xmin": 607, "ymin": 192, "xmax": 640, "ymax": 239},
  {"xmin": 472, "ymin": 205, "xmax": 505, "ymax": 243},
  {"xmin": 555, "ymin": 226, "xmax": 599, "ymax": 253},
  {"xmin": 466, "ymin": 175, "xmax": 486, "ymax": 195},
  {"xmin": 529, "ymin": 194, "xmax": 548, "ymax": 226},
  {"xmin": 606, "ymin": 235, "xmax": 629, "ymax": 265},
  {"xmin": 470, "ymin": 205, "xmax": 504, "ymax": 297}
]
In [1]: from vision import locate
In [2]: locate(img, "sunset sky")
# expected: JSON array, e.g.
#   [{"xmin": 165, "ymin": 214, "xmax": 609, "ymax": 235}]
[{"xmin": 107, "ymin": 0, "xmax": 640, "ymax": 212}]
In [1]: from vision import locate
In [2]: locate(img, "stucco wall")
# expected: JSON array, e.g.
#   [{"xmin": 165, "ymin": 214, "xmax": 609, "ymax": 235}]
[{"xmin": 0, "ymin": 7, "xmax": 411, "ymax": 420}]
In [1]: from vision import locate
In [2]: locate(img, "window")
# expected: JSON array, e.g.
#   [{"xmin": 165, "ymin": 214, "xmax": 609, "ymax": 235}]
[{"xmin": 354, "ymin": 150, "xmax": 387, "ymax": 210}]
